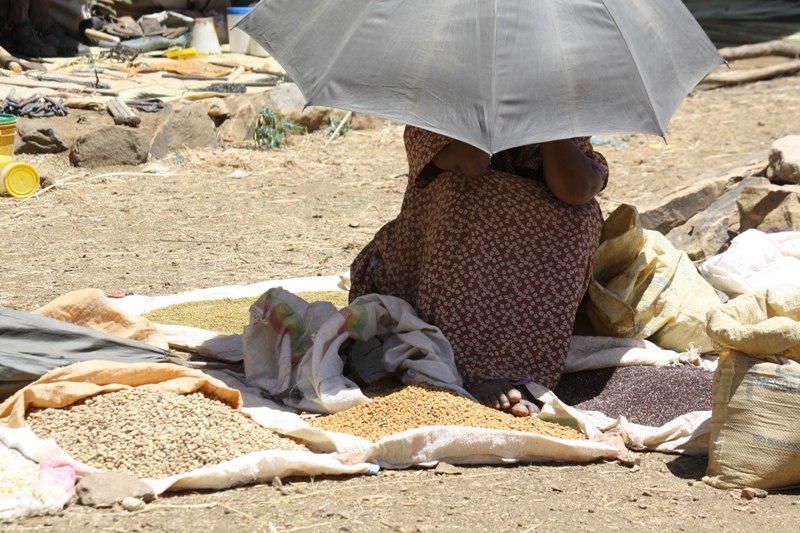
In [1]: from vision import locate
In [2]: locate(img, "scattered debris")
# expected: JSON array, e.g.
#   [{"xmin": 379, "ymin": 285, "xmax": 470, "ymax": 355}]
[
  {"xmin": 741, "ymin": 487, "xmax": 769, "ymax": 500},
  {"xmin": 107, "ymin": 98, "xmax": 141, "ymax": 127},
  {"xmin": 0, "ymin": 90, "xmax": 68, "ymax": 118}
]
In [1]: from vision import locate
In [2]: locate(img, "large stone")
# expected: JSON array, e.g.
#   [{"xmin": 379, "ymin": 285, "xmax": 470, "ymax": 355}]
[
  {"xmin": 216, "ymin": 97, "xmax": 257, "ymax": 142},
  {"xmin": 638, "ymin": 156, "xmax": 766, "ymax": 234},
  {"xmin": 150, "ymin": 103, "xmax": 217, "ymax": 159},
  {"xmin": 263, "ymin": 83, "xmax": 329, "ymax": 132},
  {"xmin": 197, "ymin": 97, "xmax": 231, "ymax": 121},
  {"xmin": 76, "ymin": 472, "xmax": 155, "ymax": 507},
  {"xmin": 768, "ymin": 135, "xmax": 800, "ymax": 184},
  {"xmin": 69, "ymin": 125, "xmax": 149, "ymax": 167},
  {"xmin": 737, "ymin": 179, "xmax": 800, "ymax": 232},
  {"xmin": 14, "ymin": 121, "xmax": 68, "ymax": 154},
  {"xmin": 666, "ymin": 177, "xmax": 763, "ymax": 261}
]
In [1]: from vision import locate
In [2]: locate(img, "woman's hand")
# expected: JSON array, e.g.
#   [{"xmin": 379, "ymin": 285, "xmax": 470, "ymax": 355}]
[
  {"xmin": 540, "ymin": 139, "xmax": 604, "ymax": 206},
  {"xmin": 432, "ymin": 139, "xmax": 490, "ymax": 179}
]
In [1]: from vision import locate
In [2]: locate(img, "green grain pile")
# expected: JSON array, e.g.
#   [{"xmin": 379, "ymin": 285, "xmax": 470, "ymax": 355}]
[
  {"xmin": 308, "ymin": 382, "xmax": 586, "ymax": 442},
  {"xmin": 142, "ymin": 291, "xmax": 350, "ymax": 334},
  {"xmin": 26, "ymin": 386, "xmax": 310, "ymax": 479}
]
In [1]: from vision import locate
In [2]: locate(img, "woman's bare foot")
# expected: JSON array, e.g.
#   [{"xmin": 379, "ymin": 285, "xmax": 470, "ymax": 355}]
[{"xmin": 468, "ymin": 379, "xmax": 540, "ymax": 417}]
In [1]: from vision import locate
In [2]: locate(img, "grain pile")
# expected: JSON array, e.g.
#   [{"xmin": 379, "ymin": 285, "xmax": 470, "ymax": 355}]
[
  {"xmin": 308, "ymin": 382, "xmax": 586, "ymax": 442},
  {"xmin": 553, "ymin": 365, "xmax": 712, "ymax": 427},
  {"xmin": 142, "ymin": 291, "xmax": 349, "ymax": 334},
  {"xmin": 25, "ymin": 386, "xmax": 310, "ymax": 479},
  {"xmin": 0, "ymin": 447, "xmax": 39, "ymax": 499}
]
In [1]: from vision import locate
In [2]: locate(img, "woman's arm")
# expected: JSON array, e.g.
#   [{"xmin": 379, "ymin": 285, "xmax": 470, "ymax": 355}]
[
  {"xmin": 431, "ymin": 139, "xmax": 490, "ymax": 179},
  {"xmin": 540, "ymin": 139, "xmax": 604, "ymax": 206}
]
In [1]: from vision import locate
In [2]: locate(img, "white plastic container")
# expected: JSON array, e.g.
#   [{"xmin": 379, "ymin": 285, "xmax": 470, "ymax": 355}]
[
  {"xmin": 190, "ymin": 17, "xmax": 221, "ymax": 54},
  {"xmin": 227, "ymin": 7, "xmax": 251, "ymax": 54},
  {"xmin": 248, "ymin": 38, "xmax": 270, "ymax": 57}
]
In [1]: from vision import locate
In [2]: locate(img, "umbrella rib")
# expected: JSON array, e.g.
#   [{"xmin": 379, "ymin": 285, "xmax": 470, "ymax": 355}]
[
  {"xmin": 489, "ymin": 0, "xmax": 498, "ymax": 154},
  {"xmin": 598, "ymin": 0, "xmax": 662, "ymax": 134}
]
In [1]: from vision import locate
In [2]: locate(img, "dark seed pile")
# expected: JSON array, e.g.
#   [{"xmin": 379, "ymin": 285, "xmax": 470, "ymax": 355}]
[{"xmin": 553, "ymin": 365, "xmax": 712, "ymax": 427}]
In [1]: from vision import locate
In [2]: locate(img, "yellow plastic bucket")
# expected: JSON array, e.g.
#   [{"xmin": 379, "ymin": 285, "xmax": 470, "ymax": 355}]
[
  {"xmin": 0, "ymin": 114, "xmax": 16, "ymax": 158},
  {"xmin": 1, "ymin": 161, "xmax": 39, "ymax": 198}
]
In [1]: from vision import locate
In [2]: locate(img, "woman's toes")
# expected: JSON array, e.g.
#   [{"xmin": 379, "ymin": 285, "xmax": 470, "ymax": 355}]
[{"xmin": 506, "ymin": 388, "xmax": 522, "ymax": 404}]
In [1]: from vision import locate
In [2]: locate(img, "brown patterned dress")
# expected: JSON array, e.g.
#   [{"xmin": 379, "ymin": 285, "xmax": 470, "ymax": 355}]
[{"xmin": 350, "ymin": 126, "xmax": 607, "ymax": 389}]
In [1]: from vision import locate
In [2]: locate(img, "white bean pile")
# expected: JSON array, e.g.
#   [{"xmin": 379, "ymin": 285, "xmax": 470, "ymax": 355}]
[{"xmin": 26, "ymin": 385, "xmax": 309, "ymax": 479}]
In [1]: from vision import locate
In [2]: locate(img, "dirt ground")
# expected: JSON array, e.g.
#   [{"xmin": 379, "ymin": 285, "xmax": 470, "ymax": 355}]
[{"xmin": 3, "ymin": 74, "xmax": 800, "ymax": 531}]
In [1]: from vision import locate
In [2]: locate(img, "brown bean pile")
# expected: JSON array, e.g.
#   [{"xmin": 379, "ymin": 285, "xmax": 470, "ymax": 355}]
[
  {"xmin": 553, "ymin": 365, "xmax": 712, "ymax": 427},
  {"xmin": 142, "ymin": 291, "xmax": 349, "ymax": 334},
  {"xmin": 26, "ymin": 386, "xmax": 310, "ymax": 479},
  {"xmin": 307, "ymin": 382, "xmax": 586, "ymax": 442}
]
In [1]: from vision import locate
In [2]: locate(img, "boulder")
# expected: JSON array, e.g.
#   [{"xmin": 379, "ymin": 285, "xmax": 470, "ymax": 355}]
[
  {"xmin": 737, "ymin": 179, "xmax": 800, "ymax": 232},
  {"xmin": 216, "ymin": 97, "xmax": 257, "ymax": 142},
  {"xmin": 150, "ymin": 103, "xmax": 217, "ymax": 159},
  {"xmin": 263, "ymin": 83, "xmax": 329, "ymax": 132},
  {"xmin": 69, "ymin": 125, "xmax": 149, "ymax": 167},
  {"xmin": 76, "ymin": 472, "xmax": 155, "ymax": 507},
  {"xmin": 14, "ymin": 121, "xmax": 68, "ymax": 154},
  {"xmin": 666, "ymin": 177, "xmax": 762, "ymax": 261},
  {"xmin": 197, "ymin": 97, "xmax": 231, "ymax": 120},
  {"xmin": 768, "ymin": 135, "xmax": 800, "ymax": 184},
  {"xmin": 638, "ymin": 156, "xmax": 765, "ymax": 234}
]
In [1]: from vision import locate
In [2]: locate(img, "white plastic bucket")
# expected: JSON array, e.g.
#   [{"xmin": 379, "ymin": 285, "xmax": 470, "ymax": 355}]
[{"xmin": 227, "ymin": 7, "xmax": 251, "ymax": 54}]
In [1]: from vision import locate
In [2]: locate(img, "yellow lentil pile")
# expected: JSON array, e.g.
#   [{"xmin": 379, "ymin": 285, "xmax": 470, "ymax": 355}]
[
  {"xmin": 308, "ymin": 383, "xmax": 586, "ymax": 442},
  {"xmin": 142, "ymin": 291, "xmax": 349, "ymax": 334},
  {"xmin": 26, "ymin": 386, "xmax": 310, "ymax": 479}
]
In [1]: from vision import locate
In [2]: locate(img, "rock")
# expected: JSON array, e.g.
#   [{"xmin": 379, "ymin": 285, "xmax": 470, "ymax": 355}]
[
  {"xmin": 768, "ymin": 135, "xmax": 800, "ymax": 184},
  {"xmin": 150, "ymin": 103, "xmax": 217, "ymax": 160},
  {"xmin": 272, "ymin": 476, "xmax": 283, "ymax": 489},
  {"xmin": 638, "ymin": 156, "xmax": 765, "ymax": 234},
  {"xmin": 76, "ymin": 472, "xmax": 155, "ymax": 507},
  {"xmin": 69, "ymin": 125, "xmax": 150, "ymax": 167},
  {"xmin": 433, "ymin": 462, "xmax": 462, "ymax": 475},
  {"xmin": 737, "ymin": 179, "xmax": 800, "ymax": 232},
  {"xmin": 329, "ymin": 110, "xmax": 386, "ymax": 131},
  {"xmin": 217, "ymin": 98, "xmax": 257, "ymax": 142},
  {"xmin": 666, "ymin": 177, "xmax": 760, "ymax": 261},
  {"xmin": 121, "ymin": 497, "xmax": 146, "ymax": 512},
  {"xmin": 197, "ymin": 97, "xmax": 231, "ymax": 120},
  {"xmin": 741, "ymin": 487, "xmax": 768, "ymax": 500},
  {"xmin": 14, "ymin": 121, "xmax": 68, "ymax": 154},
  {"xmin": 263, "ymin": 83, "xmax": 329, "ymax": 132},
  {"xmin": 616, "ymin": 452, "xmax": 641, "ymax": 467}
]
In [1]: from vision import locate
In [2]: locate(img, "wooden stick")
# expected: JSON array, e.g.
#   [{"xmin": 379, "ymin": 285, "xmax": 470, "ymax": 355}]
[
  {"xmin": 323, "ymin": 111, "xmax": 352, "ymax": 149},
  {"xmin": 719, "ymin": 40, "xmax": 800, "ymax": 61},
  {"xmin": 0, "ymin": 45, "xmax": 23, "ymax": 73},
  {"xmin": 700, "ymin": 60, "xmax": 800, "ymax": 86},
  {"xmin": 226, "ymin": 66, "xmax": 245, "ymax": 83},
  {"xmin": 107, "ymin": 97, "xmax": 141, "ymax": 126}
]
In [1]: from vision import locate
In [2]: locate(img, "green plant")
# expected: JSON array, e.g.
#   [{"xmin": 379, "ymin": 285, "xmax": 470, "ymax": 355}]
[
  {"xmin": 254, "ymin": 108, "xmax": 304, "ymax": 149},
  {"xmin": 324, "ymin": 115, "xmax": 351, "ymax": 138}
]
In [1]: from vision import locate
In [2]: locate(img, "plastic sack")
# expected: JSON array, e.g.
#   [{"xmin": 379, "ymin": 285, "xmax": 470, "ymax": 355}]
[
  {"xmin": 704, "ymin": 289, "xmax": 800, "ymax": 489},
  {"xmin": 585, "ymin": 204, "xmax": 722, "ymax": 353},
  {"xmin": 700, "ymin": 229, "xmax": 800, "ymax": 298}
]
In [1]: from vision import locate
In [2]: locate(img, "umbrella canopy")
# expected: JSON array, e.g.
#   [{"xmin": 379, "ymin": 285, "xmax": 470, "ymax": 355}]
[{"xmin": 240, "ymin": 0, "xmax": 724, "ymax": 154}]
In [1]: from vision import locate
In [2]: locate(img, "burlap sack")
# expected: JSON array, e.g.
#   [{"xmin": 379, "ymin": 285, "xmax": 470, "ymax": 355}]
[
  {"xmin": 0, "ymin": 360, "xmax": 242, "ymax": 429},
  {"xmin": 704, "ymin": 289, "xmax": 800, "ymax": 489},
  {"xmin": 585, "ymin": 204, "xmax": 722, "ymax": 353},
  {"xmin": 33, "ymin": 289, "xmax": 169, "ymax": 350}
]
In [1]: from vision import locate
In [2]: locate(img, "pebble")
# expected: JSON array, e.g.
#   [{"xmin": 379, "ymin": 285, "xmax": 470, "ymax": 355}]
[
  {"xmin": 26, "ymin": 386, "xmax": 309, "ymax": 479},
  {"xmin": 121, "ymin": 497, "xmax": 146, "ymax": 512}
]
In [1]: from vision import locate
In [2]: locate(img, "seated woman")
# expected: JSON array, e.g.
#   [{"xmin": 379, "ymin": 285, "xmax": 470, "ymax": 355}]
[{"xmin": 349, "ymin": 126, "xmax": 608, "ymax": 416}]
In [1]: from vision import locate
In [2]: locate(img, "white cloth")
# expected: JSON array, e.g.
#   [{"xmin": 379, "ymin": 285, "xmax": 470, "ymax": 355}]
[{"xmin": 701, "ymin": 229, "xmax": 800, "ymax": 297}]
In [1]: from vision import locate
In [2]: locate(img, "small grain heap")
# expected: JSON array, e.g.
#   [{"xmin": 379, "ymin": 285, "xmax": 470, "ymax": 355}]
[
  {"xmin": 308, "ymin": 382, "xmax": 585, "ymax": 442},
  {"xmin": 25, "ymin": 386, "xmax": 310, "ymax": 479}
]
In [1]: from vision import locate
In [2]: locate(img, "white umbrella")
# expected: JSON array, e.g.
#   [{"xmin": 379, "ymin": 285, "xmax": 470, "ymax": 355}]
[{"xmin": 239, "ymin": 0, "xmax": 724, "ymax": 154}]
